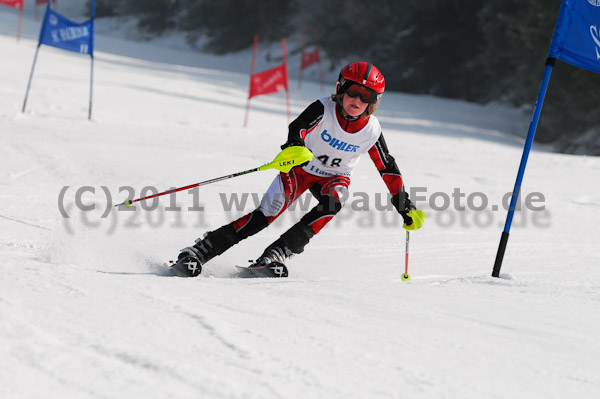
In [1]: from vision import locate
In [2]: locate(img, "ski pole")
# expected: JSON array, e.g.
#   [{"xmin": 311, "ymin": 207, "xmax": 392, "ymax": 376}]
[
  {"xmin": 114, "ymin": 146, "xmax": 313, "ymax": 208},
  {"xmin": 401, "ymin": 230, "xmax": 411, "ymax": 281},
  {"xmin": 399, "ymin": 185, "xmax": 412, "ymax": 282}
]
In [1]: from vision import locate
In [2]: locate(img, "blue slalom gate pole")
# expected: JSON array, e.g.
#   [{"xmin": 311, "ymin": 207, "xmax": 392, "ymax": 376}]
[
  {"xmin": 492, "ymin": 58, "xmax": 556, "ymax": 278},
  {"xmin": 22, "ymin": 1, "xmax": 51, "ymax": 114},
  {"xmin": 22, "ymin": 44, "xmax": 41, "ymax": 114},
  {"xmin": 89, "ymin": 54, "xmax": 94, "ymax": 120},
  {"xmin": 88, "ymin": 0, "xmax": 95, "ymax": 120}
]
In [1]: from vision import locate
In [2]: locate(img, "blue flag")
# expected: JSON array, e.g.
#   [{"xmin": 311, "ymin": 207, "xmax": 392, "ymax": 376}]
[
  {"xmin": 39, "ymin": 8, "xmax": 94, "ymax": 55},
  {"xmin": 548, "ymin": 0, "xmax": 600, "ymax": 73}
]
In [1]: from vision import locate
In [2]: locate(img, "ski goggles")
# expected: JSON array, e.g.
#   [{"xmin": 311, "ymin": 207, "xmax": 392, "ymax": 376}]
[{"xmin": 344, "ymin": 84, "xmax": 379, "ymax": 104}]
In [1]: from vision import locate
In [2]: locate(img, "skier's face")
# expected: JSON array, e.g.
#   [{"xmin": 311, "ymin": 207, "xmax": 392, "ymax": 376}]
[{"xmin": 342, "ymin": 87, "xmax": 370, "ymax": 117}]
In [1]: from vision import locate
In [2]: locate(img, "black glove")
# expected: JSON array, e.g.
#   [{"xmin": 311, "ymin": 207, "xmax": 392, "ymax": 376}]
[
  {"xmin": 280, "ymin": 138, "xmax": 305, "ymax": 150},
  {"xmin": 391, "ymin": 191, "xmax": 416, "ymax": 226}
]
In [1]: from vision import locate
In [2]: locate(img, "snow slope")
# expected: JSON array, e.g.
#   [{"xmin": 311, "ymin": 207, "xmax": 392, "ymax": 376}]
[{"xmin": 2, "ymin": 7, "xmax": 600, "ymax": 399}]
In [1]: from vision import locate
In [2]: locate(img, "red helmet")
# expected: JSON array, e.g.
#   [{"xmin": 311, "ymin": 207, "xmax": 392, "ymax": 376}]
[{"xmin": 337, "ymin": 62, "xmax": 385, "ymax": 102}]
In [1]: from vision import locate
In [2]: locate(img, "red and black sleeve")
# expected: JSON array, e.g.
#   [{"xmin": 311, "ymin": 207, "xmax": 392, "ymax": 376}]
[
  {"xmin": 368, "ymin": 133, "xmax": 404, "ymax": 199},
  {"xmin": 282, "ymin": 100, "xmax": 324, "ymax": 148}
]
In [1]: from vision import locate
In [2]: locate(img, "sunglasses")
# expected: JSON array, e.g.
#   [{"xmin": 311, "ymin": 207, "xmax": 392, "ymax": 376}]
[{"xmin": 344, "ymin": 84, "xmax": 379, "ymax": 104}]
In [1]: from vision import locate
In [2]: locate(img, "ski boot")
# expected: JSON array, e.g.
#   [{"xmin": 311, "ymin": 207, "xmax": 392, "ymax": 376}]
[
  {"xmin": 245, "ymin": 243, "xmax": 290, "ymax": 278},
  {"xmin": 168, "ymin": 233, "xmax": 217, "ymax": 277},
  {"xmin": 168, "ymin": 224, "xmax": 242, "ymax": 277}
]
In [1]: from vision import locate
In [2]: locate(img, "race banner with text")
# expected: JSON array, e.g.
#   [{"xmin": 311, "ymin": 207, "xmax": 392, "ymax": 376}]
[
  {"xmin": 39, "ymin": 8, "xmax": 94, "ymax": 54},
  {"xmin": 493, "ymin": 0, "xmax": 600, "ymax": 277},
  {"xmin": 249, "ymin": 64, "xmax": 289, "ymax": 98},
  {"xmin": 23, "ymin": 0, "xmax": 96, "ymax": 119},
  {"xmin": 548, "ymin": 0, "xmax": 600, "ymax": 73}
]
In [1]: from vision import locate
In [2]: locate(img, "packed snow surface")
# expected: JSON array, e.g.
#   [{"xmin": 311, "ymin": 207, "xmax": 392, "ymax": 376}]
[{"xmin": 1, "ymin": 5, "xmax": 599, "ymax": 399}]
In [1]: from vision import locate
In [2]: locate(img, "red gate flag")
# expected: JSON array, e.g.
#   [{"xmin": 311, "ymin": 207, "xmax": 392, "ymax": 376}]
[
  {"xmin": 301, "ymin": 47, "xmax": 320, "ymax": 70},
  {"xmin": 249, "ymin": 64, "xmax": 289, "ymax": 98},
  {"xmin": 0, "ymin": 0, "xmax": 23, "ymax": 8},
  {"xmin": 298, "ymin": 24, "xmax": 324, "ymax": 90},
  {"xmin": 244, "ymin": 36, "xmax": 291, "ymax": 126},
  {"xmin": 1, "ymin": 0, "xmax": 24, "ymax": 40}
]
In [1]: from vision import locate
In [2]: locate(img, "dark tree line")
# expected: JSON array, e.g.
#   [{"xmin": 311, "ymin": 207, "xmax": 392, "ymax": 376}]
[{"xmin": 90, "ymin": 0, "xmax": 600, "ymax": 154}]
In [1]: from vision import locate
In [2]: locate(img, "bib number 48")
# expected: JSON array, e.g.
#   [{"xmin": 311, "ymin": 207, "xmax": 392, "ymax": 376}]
[{"xmin": 317, "ymin": 155, "xmax": 342, "ymax": 168}]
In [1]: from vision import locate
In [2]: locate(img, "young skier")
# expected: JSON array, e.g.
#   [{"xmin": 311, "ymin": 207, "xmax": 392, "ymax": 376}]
[{"xmin": 171, "ymin": 62, "xmax": 426, "ymax": 277}]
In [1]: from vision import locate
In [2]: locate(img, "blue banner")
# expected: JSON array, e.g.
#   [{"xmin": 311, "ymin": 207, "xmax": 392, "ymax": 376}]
[
  {"xmin": 39, "ymin": 8, "xmax": 94, "ymax": 55},
  {"xmin": 548, "ymin": 0, "xmax": 600, "ymax": 73}
]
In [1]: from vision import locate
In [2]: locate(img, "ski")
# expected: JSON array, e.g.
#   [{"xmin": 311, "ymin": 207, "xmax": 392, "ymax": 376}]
[
  {"xmin": 164, "ymin": 256, "xmax": 202, "ymax": 277},
  {"xmin": 162, "ymin": 257, "xmax": 288, "ymax": 278},
  {"xmin": 235, "ymin": 262, "xmax": 288, "ymax": 278}
]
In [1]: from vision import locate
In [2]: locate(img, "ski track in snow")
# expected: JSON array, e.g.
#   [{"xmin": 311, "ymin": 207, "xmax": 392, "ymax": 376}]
[{"xmin": 2, "ymin": 4, "xmax": 600, "ymax": 399}]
